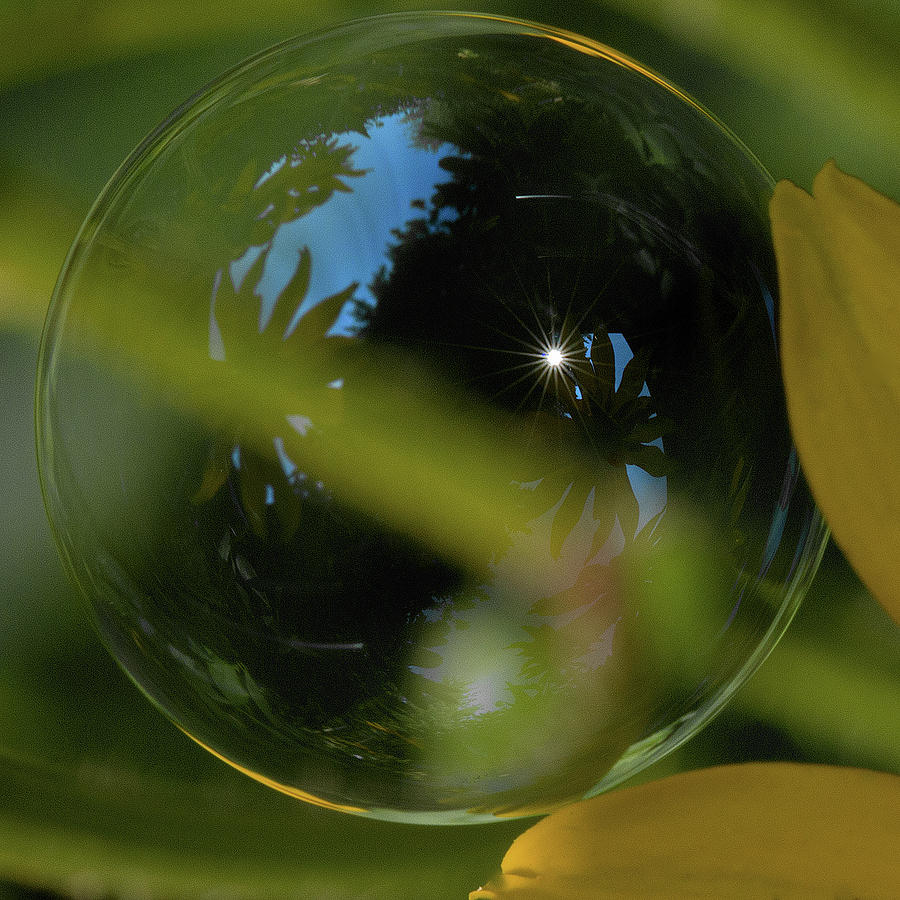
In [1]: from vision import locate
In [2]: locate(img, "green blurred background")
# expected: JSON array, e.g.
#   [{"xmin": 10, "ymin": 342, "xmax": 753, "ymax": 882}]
[{"xmin": 0, "ymin": 1, "xmax": 897, "ymax": 897}]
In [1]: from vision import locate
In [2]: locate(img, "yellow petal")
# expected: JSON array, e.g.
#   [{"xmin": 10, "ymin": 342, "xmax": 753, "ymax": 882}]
[
  {"xmin": 771, "ymin": 162, "xmax": 900, "ymax": 622},
  {"xmin": 470, "ymin": 763, "xmax": 900, "ymax": 899}
]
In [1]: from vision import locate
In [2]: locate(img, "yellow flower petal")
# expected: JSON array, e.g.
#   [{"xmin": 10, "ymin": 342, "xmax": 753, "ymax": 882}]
[
  {"xmin": 470, "ymin": 763, "xmax": 900, "ymax": 899},
  {"xmin": 771, "ymin": 162, "xmax": 900, "ymax": 622}
]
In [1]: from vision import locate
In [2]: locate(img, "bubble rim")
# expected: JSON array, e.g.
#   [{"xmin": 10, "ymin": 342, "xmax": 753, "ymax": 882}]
[{"xmin": 35, "ymin": 10, "xmax": 831, "ymax": 824}]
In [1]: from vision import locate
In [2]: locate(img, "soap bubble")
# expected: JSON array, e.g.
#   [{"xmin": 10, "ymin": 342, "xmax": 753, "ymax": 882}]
[{"xmin": 36, "ymin": 13, "xmax": 828, "ymax": 823}]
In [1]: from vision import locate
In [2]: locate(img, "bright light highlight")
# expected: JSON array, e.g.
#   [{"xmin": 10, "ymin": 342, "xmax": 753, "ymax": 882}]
[{"xmin": 545, "ymin": 347, "xmax": 563, "ymax": 367}]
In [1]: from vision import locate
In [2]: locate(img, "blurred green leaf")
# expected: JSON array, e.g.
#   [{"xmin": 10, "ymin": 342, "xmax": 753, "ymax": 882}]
[
  {"xmin": 736, "ymin": 628, "xmax": 900, "ymax": 772},
  {"xmin": 0, "ymin": 0, "xmax": 373, "ymax": 88},
  {"xmin": 0, "ymin": 180, "xmax": 78, "ymax": 335},
  {"xmin": 593, "ymin": 0, "xmax": 900, "ymax": 196},
  {"xmin": 0, "ymin": 752, "xmax": 521, "ymax": 899}
]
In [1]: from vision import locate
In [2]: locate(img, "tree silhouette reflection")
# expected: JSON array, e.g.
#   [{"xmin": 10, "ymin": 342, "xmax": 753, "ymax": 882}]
[{"xmin": 132, "ymin": 32, "xmax": 788, "ymax": 812}]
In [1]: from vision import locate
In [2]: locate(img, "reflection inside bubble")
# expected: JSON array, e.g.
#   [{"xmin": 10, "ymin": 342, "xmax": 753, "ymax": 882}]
[{"xmin": 37, "ymin": 15, "xmax": 826, "ymax": 823}]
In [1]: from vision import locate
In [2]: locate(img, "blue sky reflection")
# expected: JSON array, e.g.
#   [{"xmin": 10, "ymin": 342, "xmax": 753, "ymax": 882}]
[{"xmin": 248, "ymin": 113, "xmax": 448, "ymax": 337}]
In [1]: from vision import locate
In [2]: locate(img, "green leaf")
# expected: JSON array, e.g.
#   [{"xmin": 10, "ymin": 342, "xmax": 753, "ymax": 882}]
[
  {"xmin": 0, "ymin": 750, "xmax": 512, "ymax": 900},
  {"xmin": 612, "ymin": 346, "xmax": 650, "ymax": 409},
  {"xmin": 549, "ymin": 480, "xmax": 587, "ymax": 558},
  {"xmin": 470, "ymin": 764, "xmax": 900, "ymax": 899},
  {"xmin": 771, "ymin": 161, "xmax": 900, "ymax": 622},
  {"xmin": 290, "ymin": 281, "xmax": 357, "ymax": 344},
  {"xmin": 213, "ymin": 246, "xmax": 267, "ymax": 341},
  {"xmin": 622, "ymin": 442, "xmax": 667, "ymax": 478},
  {"xmin": 268, "ymin": 245, "xmax": 311, "ymax": 338}
]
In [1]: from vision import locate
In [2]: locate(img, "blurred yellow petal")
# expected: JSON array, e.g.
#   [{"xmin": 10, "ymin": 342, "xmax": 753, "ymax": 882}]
[
  {"xmin": 470, "ymin": 763, "xmax": 900, "ymax": 899},
  {"xmin": 772, "ymin": 162, "xmax": 900, "ymax": 622}
]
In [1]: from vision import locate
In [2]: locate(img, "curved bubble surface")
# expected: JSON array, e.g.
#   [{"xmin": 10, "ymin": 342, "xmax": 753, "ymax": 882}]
[{"xmin": 36, "ymin": 13, "xmax": 828, "ymax": 823}]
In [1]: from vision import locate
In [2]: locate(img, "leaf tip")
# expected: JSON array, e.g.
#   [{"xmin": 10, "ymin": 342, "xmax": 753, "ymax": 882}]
[
  {"xmin": 813, "ymin": 157, "xmax": 855, "ymax": 198},
  {"xmin": 769, "ymin": 177, "xmax": 815, "ymax": 232}
]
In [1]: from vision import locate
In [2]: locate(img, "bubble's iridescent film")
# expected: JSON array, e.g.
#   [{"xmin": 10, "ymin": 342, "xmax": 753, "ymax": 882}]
[{"xmin": 36, "ymin": 13, "xmax": 828, "ymax": 824}]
